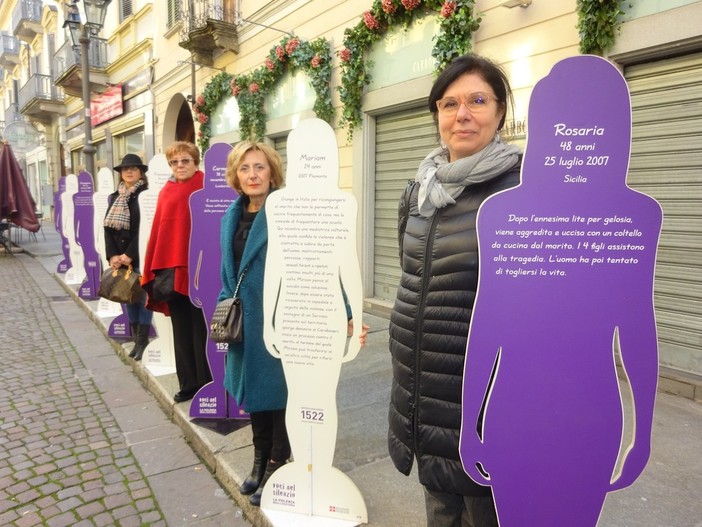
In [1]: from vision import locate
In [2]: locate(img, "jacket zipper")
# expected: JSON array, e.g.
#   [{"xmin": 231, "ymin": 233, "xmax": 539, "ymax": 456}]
[{"xmin": 412, "ymin": 212, "xmax": 441, "ymax": 455}]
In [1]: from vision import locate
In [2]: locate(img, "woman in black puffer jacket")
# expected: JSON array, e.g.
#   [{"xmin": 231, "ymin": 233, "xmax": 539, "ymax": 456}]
[{"xmin": 388, "ymin": 54, "xmax": 522, "ymax": 526}]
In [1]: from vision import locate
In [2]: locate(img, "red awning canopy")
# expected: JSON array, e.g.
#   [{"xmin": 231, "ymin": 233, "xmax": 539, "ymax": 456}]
[{"xmin": 0, "ymin": 141, "xmax": 40, "ymax": 233}]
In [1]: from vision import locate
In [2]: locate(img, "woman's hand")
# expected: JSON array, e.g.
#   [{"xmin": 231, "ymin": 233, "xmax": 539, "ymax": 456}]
[
  {"xmin": 119, "ymin": 254, "xmax": 133, "ymax": 266},
  {"xmin": 347, "ymin": 320, "xmax": 370, "ymax": 347},
  {"xmin": 109, "ymin": 255, "xmax": 121, "ymax": 270}
]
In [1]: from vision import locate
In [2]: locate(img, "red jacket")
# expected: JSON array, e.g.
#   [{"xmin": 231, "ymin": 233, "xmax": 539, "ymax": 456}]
[{"xmin": 141, "ymin": 171, "xmax": 203, "ymax": 314}]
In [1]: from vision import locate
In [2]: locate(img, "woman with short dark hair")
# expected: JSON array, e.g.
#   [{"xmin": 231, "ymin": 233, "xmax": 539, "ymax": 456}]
[{"xmin": 388, "ymin": 53, "xmax": 522, "ymax": 526}]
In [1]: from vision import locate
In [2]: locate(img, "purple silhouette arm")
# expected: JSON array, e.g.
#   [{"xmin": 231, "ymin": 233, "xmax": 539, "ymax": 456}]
[
  {"xmin": 609, "ymin": 307, "xmax": 658, "ymax": 490},
  {"xmin": 460, "ymin": 309, "xmax": 501, "ymax": 485}
]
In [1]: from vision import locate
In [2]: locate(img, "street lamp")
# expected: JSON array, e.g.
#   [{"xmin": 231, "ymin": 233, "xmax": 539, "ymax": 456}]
[{"xmin": 63, "ymin": 0, "xmax": 112, "ymax": 177}]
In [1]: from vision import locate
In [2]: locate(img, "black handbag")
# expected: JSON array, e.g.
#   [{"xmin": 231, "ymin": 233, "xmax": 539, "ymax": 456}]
[
  {"xmin": 209, "ymin": 267, "xmax": 247, "ymax": 344},
  {"xmin": 210, "ymin": 298, "xmax": 243, "ymax": 344},
  {"xmin": 145, "ymin": 268, "xmax": 176, "ymax": 303},
  {"xmin": 98, "ymin": 265, "xmax": 144, "ymax": 304}
]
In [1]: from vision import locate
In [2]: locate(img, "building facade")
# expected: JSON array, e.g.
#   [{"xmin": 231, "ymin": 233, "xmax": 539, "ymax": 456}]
[{"xmin": 1, "ymin": 0, "xmax": 700, "ymax": 383}]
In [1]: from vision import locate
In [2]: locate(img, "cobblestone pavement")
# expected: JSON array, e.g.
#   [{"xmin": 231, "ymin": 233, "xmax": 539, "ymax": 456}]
[
  {"xmin": 0, "ymin": 255, "xmax": 166, "ymax": 527},
  {"xmin": 0, "ymin": 254, "xmax": 248, "ymax": 527}
]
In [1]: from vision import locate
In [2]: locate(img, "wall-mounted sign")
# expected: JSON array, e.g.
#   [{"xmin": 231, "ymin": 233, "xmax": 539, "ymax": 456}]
[
  {"xmin": 3, "ymin": 120, "xmax": 40, "ymax": 155},
  {"xmin": 91, "ymin": 84, "xmax": 124, "ymax": 126}
]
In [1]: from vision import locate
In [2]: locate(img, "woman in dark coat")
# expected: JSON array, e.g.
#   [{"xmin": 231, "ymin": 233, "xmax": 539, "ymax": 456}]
[
  {"xmin": 388, "ymin": 54, "xmax": 522, "ymax": 526},
  {"xmin": 218, "ymin": 141, "xmax": 288, "ymax": 507},
  {"xmin": 104, "ymin": 153, "xmax": 153, "ymax": 360}
]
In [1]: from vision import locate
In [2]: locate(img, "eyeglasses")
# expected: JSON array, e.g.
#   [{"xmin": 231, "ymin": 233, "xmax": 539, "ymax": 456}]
[
  {"xmin": 435, "ymin": 92, "xmax": 497, "ymax": 115},
  {"xmin": 168, "ymin": 158, "xmax": 193, "ymax": 167}
]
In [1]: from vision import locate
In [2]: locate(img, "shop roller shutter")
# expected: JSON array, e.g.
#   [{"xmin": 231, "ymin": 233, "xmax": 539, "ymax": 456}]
[
  {"xmin": 374, "ymin": 107, "xmax": 437, "ymax": 303},
  {"xmin": 626, "ymin": 52, "xmax": 702, "ymax": 373}
]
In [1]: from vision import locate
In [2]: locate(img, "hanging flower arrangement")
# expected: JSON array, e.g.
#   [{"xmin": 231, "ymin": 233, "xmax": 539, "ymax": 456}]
[
  {"xmin": 192, "ymin": 36, "xmax": 334, "ymax": 152},
  {"xmin": 191, "ymin": 71, "xmax": 233, "ymax": 153},
  {"xmin": 576, "ymin": 0, "xmax": 624, "ymax": 55},
  {"xmin": 338, "ymin": 0, "xmax": 480, "ymax": 136}
]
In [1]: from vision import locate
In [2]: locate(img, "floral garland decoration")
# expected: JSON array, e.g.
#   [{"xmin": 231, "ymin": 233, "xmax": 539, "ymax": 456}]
[
  {"xmin": 338, "ymin": 0, "xmax": 480, "ymax": 136},
  {"xmin": 576, "ymin": 0, "xmax": 624, "ymax": 55},
  {"xmin": 192, "ymin": 36, "xmax": 334, "ymax": 152},
  {"xmin": 191, "ymin": 71, "xmax": 233, "ymax": 153}
]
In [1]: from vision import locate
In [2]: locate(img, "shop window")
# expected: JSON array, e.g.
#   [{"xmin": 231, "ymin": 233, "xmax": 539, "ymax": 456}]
[
  {"xmin": 71, "ymin": 149, "xmax": 84, "ymax": 175},
  {"xmin": 96, "ymin": 142, "xmax": 108, "ymax": 171},
  {"xmin": 113, "ymin": 128, "xmax": 145, "ymax": 167}
]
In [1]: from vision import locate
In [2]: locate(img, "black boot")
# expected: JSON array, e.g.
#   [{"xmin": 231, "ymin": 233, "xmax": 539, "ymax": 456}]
[
  {"xmin": 132, "ymin": 324, "xmax": 150, "ymax": 361},
  {"xmin": 250, "ymin": 459, "xmax": 285, "ymax": 507},
  {"xmin": 239, "ymin": 450, "xmax": 268, "ymax": 495},
  {"xmin": 128, "ymin": 323, "xmax": 139, "ymax": 358}
]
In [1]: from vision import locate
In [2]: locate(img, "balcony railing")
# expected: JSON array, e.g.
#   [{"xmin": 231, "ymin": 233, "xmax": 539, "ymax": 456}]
[
  {"xmin": 53, "ymin": 38, "xmax": 109, "ymax": 98},
  {"xmin": 19, "ymin": 74, "xmax": 65, "ymax": 108},
  {"xmin": 54, "ymin": 37, "xmax": 109, "ymax": 78},
  {"xmin": 13, "ymin": 0, "xmax": 44, "ymax": 43},
  {"xmin": 181, "ymin": 0, "xmax": 238, "ymax": 33},
  {"xmin": 0, "ymin": 33, "xmax": 21, "ymax": 68},
  {"xmin": 19, "ymin": 73, "xmax": 65, "ymax": 124},
  {"xmin": 179, "ymin": 0, "xmax": 239, "ymax": 66}
]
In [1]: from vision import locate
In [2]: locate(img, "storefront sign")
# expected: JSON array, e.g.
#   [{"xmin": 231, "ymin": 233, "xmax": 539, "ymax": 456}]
[
  {"xmin": 91, "ymin": 84, "xmax": 124, "ymax": 126},
  {"xmin": 3, "ymin": 121, "xmax": 40, "ymax": 155}
]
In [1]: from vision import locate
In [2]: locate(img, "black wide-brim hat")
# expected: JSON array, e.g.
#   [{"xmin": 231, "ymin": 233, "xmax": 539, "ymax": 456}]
[{"xmin": 114, "ymin": 153, "xmax": 148, "ymax": 173}]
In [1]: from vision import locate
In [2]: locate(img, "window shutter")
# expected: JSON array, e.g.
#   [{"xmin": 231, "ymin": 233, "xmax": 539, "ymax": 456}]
[
  {"xmin": 167, "ymin": 0, "xmax": 181, "ymax": 28},
  {"xmin": 120, "ymin": 0, "xmax": 133, "ymax": 22}
]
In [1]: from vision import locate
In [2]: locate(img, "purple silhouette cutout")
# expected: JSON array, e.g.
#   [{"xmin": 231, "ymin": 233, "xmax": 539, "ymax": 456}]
[
  {"xmin": 108, "ymin": 307, "xmax": 132, "ymax": 339},
  {"xmin": 459, "ymin": 56, "xmax": 663, "ymax": 526},
  {"xmin": 189, "ymin": 143, "xmax": 247, "ymax": 419},
  {"xmin": 54, "ymin": 178, "xmax": 71, "ymax": 273},
  {"xmin": 75, "ymin": 172, "xmax": 102, "ymax": 299}
]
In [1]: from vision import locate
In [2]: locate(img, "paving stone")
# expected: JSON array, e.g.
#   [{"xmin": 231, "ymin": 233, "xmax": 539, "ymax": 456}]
[
  {"xmin": 112, "ymin": 503, "xmax": 138, "ymax": 519},
  {"xmin": 14, "ymin": 512, "xmax": 43, "ymax": 527},
  {"xmin": 26, "ymin": 476, "xmax": 48, "ymax": 487},
  {"xmin": 76, "ymin": 500, "xmax": 106, "ymax": 519},
  {"xmin": 57, "ymin": 496, "xmax": 83, "ymax": 513},
  {"xmin": 93, "ymin": 511, "xmax": 115, "ymax": 527},
  {"xmin": 0, "ymin": 510, "xmax": 21, "ymax": 524},
  {"xmin": 56, "ymin": 486, "xmax": 83, "ymax": 501},
  {"xmin": 46, "ymin": 511, "xmax": 78, "ymax": 527},
  {"xmin": 15, "ymin": 489, "xmax": 41, "ymax": 506},
  {"xmin": 38, "ymin": 504, "xmax": 61, "ymax": 519}
]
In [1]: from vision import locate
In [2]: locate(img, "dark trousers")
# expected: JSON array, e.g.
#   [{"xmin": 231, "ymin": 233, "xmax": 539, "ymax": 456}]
[
  {"xmin": 424, "ymin": 487, "xmax": 498, "ymax": 527},
  {"xmin": 167, "ymin": 293, "xmax": 211, "ymax": 394},
  {"xmin": 250, "ymin": 409, "xmax": 291, "ymax": 463}
]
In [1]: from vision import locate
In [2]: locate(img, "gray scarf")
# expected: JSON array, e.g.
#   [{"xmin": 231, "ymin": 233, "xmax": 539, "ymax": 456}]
[{"xmin": 416, "ymin": 137, "xmax": 521, "ymax": 217}]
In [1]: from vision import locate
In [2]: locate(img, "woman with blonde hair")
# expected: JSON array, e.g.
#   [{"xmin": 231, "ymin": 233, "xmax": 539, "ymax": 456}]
[{"xmin": 218, "ymin": 141, "xmax": 287, "ymax": 506}]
